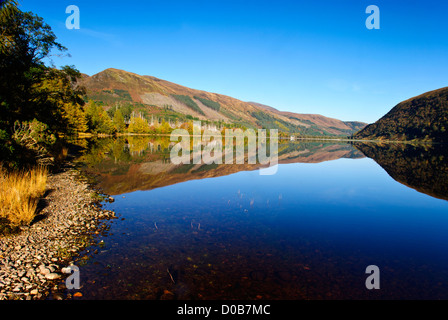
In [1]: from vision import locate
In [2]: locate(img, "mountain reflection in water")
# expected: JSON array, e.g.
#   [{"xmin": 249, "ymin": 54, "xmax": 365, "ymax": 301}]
[
  {"xmin": 75, "ymin": 137, "xmax": 365, "ymax": 195},
  {"xmin": 355, "ymin": 142, "xmax": 448, "ymax": 201},
  {"xmin": 69, "ymin": 137, "xmax": 448, "ymax": 300}
]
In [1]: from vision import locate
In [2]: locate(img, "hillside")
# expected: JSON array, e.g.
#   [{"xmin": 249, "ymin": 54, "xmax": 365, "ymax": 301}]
[
  {"xmin": 354, "ymin": 87, "xmax": 448, "ymax": 142},
  {"xmin": 80, "ymin": 68, "xmax": 365, "ymax": 136},
  {"xmin": 249, "ymin": 102, "xmax": 367, "ymax": 136}
]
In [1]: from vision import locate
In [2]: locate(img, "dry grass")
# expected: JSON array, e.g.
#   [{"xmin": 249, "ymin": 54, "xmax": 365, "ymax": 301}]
[{"xmin": 0, "ymin": 166, "xmax": 48, "ymax": 226}]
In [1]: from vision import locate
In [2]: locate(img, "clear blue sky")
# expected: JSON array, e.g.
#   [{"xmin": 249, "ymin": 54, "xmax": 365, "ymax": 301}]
[{"xmin": 20, "ymin": 0, "xmax": 448, "ymax": 123}]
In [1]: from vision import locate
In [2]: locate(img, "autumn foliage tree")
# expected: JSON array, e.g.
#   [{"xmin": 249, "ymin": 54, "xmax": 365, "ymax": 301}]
[
  {"xmin": 128, "ymin": 116, "xmax": 150, "ymax": 133},
  {"xmin": 0, "ymin": 1, "xmax": 86, "ymax": 166},
  {"xmin": 113, "ymin": 108, "xmax": 126, "ymax": 133}
]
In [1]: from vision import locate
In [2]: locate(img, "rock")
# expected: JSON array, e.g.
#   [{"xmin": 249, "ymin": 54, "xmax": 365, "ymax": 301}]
[
  {"xmin": 0, "ymin": 169, "xmax": 117, "ymax": 300},
  {"xmin": 45, "ymin": 273, "xmax": 60, "ymax": 280},
  {"xmin": 26, "ymin": 269, "xmax": 35, "ymax": 277},
  {"xmin": 39, "ymin": 266, "xmax": 50, "ymax": 276},
  {"xmin": 52, "ymin": 292, "xmax": 64, "ymax": 300},
  {"xmin": 61, "ymin": 267, "xmax": 71, "ymax": 274}
]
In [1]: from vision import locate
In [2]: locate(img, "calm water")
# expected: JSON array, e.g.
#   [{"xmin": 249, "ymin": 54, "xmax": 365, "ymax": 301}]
[{"xmin": 71, "ymin": 137, "xmax": 448, "ymax": 299}]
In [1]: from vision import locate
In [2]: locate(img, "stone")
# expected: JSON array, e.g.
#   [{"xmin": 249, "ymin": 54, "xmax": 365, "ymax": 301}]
[
  {"xmin": 45, "ymin": 273, "xmax": 60, "ymax": 280},
  {"xmin": 39, "ymin": 267, "xmax": 50, "ymax": 276},
  {"xmin": 0, "ymin": 169, "xmax": 117, "ymax": 300}
]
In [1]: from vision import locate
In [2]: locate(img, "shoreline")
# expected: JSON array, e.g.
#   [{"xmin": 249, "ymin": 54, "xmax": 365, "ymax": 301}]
[
  {"xmin": 74, "ymin": 132, "xmax": 441, "ymax": 145},
  {"xmin": 0, "ymin": 164, "xmax": 116, "ymax": 300}
]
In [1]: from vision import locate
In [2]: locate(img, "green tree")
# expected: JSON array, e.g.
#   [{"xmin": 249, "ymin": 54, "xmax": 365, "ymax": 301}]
[
  {"xmin": 0, "ymin": 2, "xmax": 86, "ymax": 166},
  {"xmin": 113, "ymin": 108, "xmax": 126, "ymax": 133},
  {"xmin": 85, "ymin": 101, "xmax": 101, "ymax": 132},
  {"xmin": 0, "ymin": 0, "xmax": 18, "ymax": 23},
  {"xmin": 97, "ymin": 109, "xmax": 115, "ymax": 134},
  {"xmin": 85, "ymin": 100, "xmax": 114, "ymax": 134}
]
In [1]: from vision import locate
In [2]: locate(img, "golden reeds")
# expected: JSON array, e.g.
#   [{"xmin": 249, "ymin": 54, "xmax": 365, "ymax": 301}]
[{"xmin": 0, "ymin": 166, "xmax": 47, "ymax": 226}]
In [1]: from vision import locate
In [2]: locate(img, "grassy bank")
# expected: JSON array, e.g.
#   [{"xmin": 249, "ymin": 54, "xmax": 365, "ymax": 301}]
[{"xmin": 0, "ymin": 167, "xmax": 47, "ymax": 228}]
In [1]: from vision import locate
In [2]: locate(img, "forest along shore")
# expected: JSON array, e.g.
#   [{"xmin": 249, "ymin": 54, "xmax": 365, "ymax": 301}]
[{"xmin": 0, "ymin": 166, "xmax": 117, "ymax": 300}]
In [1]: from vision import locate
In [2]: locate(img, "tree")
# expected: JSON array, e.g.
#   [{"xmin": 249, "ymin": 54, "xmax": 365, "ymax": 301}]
[
  {"xmin": 158, "ymin": 120, "xmax": 172, "ymax": 134},
  {"xmin": 0, "ymin": 2, "xmax": 86, "ymax": 166},
  {"xmin": 84, "ymin": 100, "xmax": 114, "ymax": 134},
  {"xmin": 128, "ymin": 116, "xmax": 150, "ymax": 133},
  {"xmin": 62, "ymin": 100, "xmax": 88, "ymax": 135},
  {"xmin": 113, "ymin": 108, "xmax": 126, "ymax": 133},
  {"xmin": 0, "ymin": 7, "xmax": 68, "ymax": 126},
  {"xmin": 96, "ymin": 108, "xmax": 115, "ymax": 134},
  {"xmin": 31, "ymin": 66, "xmax": 86, "ymax": 135},
  {"xmin": 0, "ymin": 0, "xmax": 18, "ymax": 23}
]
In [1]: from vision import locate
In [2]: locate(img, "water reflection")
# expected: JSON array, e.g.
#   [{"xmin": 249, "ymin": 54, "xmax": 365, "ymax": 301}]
[
  {"xmin": 74, "ymin": 137, "xmax": 364, "ymax": 195},
  {"xmin": 70, "ymin": 137, "xmax": 448, "ymax": 300},
  {"xmin": 355, "ymin": 142, "xmax": 448, "ymax": 201}
]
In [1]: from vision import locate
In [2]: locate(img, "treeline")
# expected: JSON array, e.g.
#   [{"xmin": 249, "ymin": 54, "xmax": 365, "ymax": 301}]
[
  {"xmin": 80, "ymin": 101, "xmax": 187, "ymax": 135},
  {"xmin": 194, "ymin": 96, "xmax": 221, "ymax": 111}
]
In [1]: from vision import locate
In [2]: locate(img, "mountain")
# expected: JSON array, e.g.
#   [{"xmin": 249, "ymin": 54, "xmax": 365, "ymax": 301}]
[
  {"xmin": 80, "ymin": 68, "xmax": 366, "ymax": 136},
  {"xmin": 249, "ymin": 102, "xmax": 366, "ymax": 136},
  {"xmin": 354, "ymin": 87, "xmax": 448, "ymax": 142}
]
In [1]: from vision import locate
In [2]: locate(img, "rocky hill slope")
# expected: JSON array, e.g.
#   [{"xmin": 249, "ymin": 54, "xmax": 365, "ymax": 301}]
[{"xmin": 80, "ymin": 68, "xmax": 365, "ymax": 136}]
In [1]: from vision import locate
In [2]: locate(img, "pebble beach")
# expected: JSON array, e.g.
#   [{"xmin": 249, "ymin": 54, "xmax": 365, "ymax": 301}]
[{"xmin": 0, "ymin": 167, "xmax": 116, "ymax": 300}]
